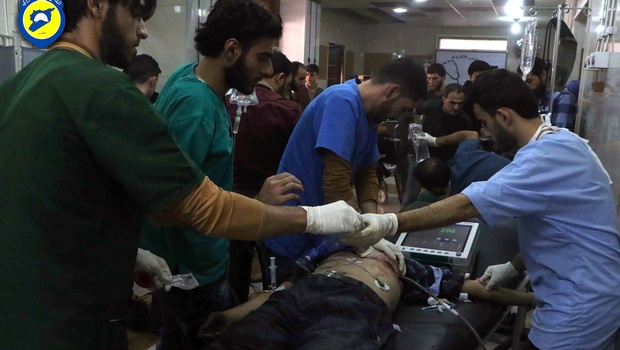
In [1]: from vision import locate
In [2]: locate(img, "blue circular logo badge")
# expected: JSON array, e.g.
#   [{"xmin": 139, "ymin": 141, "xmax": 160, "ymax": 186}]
[{"xmin": 18, "ymin": 0, "xmax": 65, "ymax": 49}]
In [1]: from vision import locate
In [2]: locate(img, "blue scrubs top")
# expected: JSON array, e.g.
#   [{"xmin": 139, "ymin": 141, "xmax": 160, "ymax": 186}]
[
  {"xmin": 463, "ymin": 129, "xmax": 620, "ymax": 349},
  {"xmin": 449, "ymin": 138, "xmax": 510, "ymax": 195},
  {"xmin": 264, "ymin": 79, "xmax": 380, "ymax": 259}
]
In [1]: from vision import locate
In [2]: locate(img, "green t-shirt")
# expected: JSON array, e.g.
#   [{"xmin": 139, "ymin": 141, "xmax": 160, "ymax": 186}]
[
  {"xmin": 140, "ymin": 62, "xmax": 232, "ymax": 286},
  {"xmin": 0, "ymin": 50, "xmax": 203, "ymax": 348}
]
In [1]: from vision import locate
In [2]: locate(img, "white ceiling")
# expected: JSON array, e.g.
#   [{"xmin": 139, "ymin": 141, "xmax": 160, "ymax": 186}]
[{"xmin": 320, "ymin": 0, "xmax": 566, "ymax": 28}]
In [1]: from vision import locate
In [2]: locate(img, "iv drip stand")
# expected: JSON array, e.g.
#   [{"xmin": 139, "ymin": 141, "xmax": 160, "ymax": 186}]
[{"xmin": 527, "ymin": 4, "xmax": 592, "ymax": 115}]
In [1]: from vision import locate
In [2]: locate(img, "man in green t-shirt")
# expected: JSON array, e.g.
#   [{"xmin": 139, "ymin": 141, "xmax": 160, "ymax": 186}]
[
  {"xmin": 0, "ymin": 0, "xmax": 381, "ymax": 348},
  {"xmin": 139, "ymin": 2, "xmax": 303, "ymax": 349}
]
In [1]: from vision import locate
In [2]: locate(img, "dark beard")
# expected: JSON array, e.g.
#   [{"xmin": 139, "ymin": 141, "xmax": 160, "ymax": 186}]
[
  {"xmin": 276, "ymin": 81, "xmax": 288, "ymax": 97},
  {"xmin": 492, "ymin": 122, "xmax": 519, "ymax": 155},
  {"xmin": 290, "ymin": 81, "xmax": 299, "ymax": 93},
  {"xmin": 100, "ymin": 5, "xmax": 132, "ymax": 69},
  {"xmin": 224, "ymin": 54, "xmax": 252, "ymax": 95},
  {"xmin": 369, "ymin": 98, "xmax": 394, "ymax": 124}
]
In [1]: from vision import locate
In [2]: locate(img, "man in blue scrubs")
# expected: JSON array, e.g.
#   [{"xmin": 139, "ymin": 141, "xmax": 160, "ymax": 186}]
[
  {"xmin": 360, "ymin": 69, "xmax": 620, "ymax": 350},
  {"xmin": 263, "ymin": 58, "xmax": 428, "ymax": 281}
]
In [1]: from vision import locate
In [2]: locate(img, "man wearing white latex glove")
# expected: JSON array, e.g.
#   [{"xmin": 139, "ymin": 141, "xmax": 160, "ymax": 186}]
[
  {"xmin": 357, "ymin": 239, "xmax": 406, "ymax": 275},
  {"xmin": 302, "ymin": 200, "xmax": 365, "ymax": 236},
  {"xmin": 136, "ymin": 248, "xmax": 173, "ymax": 292},
  {"xmin": 261, "ymin": 58, "xmax": 428, "ymax": 284},
  {"xmin": 330, "ymin": 70, "xmax": 620, "ymax": 350},
  {"xmin": 345, "ymin": 213, "xmax": 399, "ymax": 248},
  {"xmin": 418, "ymin": 132, "xmax": 437, "ymax": 147},
  {"xmin": 478, "ymin": 253, "xmax": 524, "ymax": 291},
  {"xmin": 479, "ymin": 261, "xmax": 519, "ymax": 291}
]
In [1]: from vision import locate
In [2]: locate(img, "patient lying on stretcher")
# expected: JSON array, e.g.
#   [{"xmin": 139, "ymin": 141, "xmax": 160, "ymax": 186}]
[{"xmin": 201, "ymin": 244, "xmax": 534, "ymax": 349}]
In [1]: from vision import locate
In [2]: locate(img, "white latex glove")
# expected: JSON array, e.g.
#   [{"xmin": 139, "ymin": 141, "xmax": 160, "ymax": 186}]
[
  {"xmin": 359, "ymin": 239, "xmax": 406, "ymax": 276},
  {"xmin": 341, "ymin": 213, "xmax": 399, "ymax": 247},
  {"xmin": 136, "ymin": 248, "xmax": 173, "ymax": 292},
  {"xmin": 302, "ymin": 200, "xmax": 365, "ymax": 236},
  {"xmin": 478, "ymin": 261, "xmax": 519, "ymax": 291},
  {"xmin": 418, "ymin": 132, "xmax": 437, "ymax": 147}
]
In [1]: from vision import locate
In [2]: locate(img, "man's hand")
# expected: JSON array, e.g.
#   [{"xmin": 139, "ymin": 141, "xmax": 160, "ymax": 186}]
[
  {"xmin": 478, "ymin": 261, "xmax": 519, "ymax": 291},
  {"xmin": 302, "ymin": 200, "xmax": 364, "ymax": 236},
  {"xmin": 255, "ymin": 172, "xmax": 303, "ymax": 205},
  {"xmin": 358, "ymin": 239, "xmax": 406, "ymax": 275},
  {"xmin": 418, "ymin": 132, "xmax": 437, "ymax": 147},
  {"xmin": 340, "ymin": 213, "xmax": 399, "ymax": 247},
  {"xmin": 136, "ymin": 248, "xmax": 173, "ymax": 291}
]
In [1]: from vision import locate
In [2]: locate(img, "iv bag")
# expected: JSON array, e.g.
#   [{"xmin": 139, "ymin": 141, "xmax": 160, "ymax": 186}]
[
  {"xmin": 229, "ymin": 88, "xmax": 259, "ymax": 108},
  {"xmin": 228, "ymin": 88, "xmax": 259, "ymax": 134},
  {"xmin": 520, "ymin": 18, "xmax": 538, "ymax": 80},
  {"xmin": 409, "ymin": 123, "xmax": 430, "ymax": 163}
]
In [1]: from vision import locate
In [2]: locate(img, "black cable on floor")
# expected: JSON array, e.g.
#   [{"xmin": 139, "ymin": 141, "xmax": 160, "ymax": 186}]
[{"xmin": 401, "ymin": 275, "xmax": 485, "ymax": 350}]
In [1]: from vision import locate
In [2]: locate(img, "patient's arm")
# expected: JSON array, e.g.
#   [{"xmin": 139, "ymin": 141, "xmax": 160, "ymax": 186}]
[
  {"xmin": 228, "ymin": 281, "xmax": 293, "ymax": 323},
  {"xmin": 462, "ymin": 280, "xmax": 535, "ymax": 307},
  {"xmin": 435, "ymin": 130, "xmax": 479, "ymax": 147}
]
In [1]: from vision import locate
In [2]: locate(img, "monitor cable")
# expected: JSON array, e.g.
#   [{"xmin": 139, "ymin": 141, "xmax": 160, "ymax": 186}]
[{"xmin": 401, "ymin": 275, "xmax": 485, "ymax": 350}]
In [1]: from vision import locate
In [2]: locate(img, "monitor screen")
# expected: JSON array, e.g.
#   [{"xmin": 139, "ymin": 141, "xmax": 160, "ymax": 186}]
[{"xmin": 401, "ymin": 224, "xmax": 473, "ymax": 253}]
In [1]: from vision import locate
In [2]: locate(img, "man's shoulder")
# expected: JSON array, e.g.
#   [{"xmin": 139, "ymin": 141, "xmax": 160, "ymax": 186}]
[
  {"xmin": 40, "ymin": 50, "xmax": 135, "ymax": 87},
  {"xmin": 255, "ymin": 88, "xmax": 302, "ymax": 115},
  {"xmin": 157, "ymin": 69, "xmax": 218, "ymax": 114},
  {"xmin": 321, "ymin": 83, "xmax": 359, "ymax": 103},
  {"xmin": 456, "ymin": 138, "xmax": 480, "ymax": 151},
  {"xmin": 418, "ymin": 99, "xmax": 442, "ymax": 112},
  {"xmin": 455, "ymin": 110, "xmax": 473, "ymax": 126}
]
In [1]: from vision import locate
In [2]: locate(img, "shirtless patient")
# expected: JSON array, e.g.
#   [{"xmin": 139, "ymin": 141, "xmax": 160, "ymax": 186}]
[{"xmin": 202, "ymin": 250, "xmax": 534, "ymax": 349}]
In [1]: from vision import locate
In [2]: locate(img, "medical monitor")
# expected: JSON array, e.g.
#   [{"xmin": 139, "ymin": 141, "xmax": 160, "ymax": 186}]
[{"xmin": 395, "ymin": 221, "xmax": 480, "ymax": 272}]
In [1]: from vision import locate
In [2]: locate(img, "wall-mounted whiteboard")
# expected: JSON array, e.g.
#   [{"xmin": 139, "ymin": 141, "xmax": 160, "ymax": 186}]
[{"xmin": 435, "ymin": 50, "xmax": 507, "ymax": 85}]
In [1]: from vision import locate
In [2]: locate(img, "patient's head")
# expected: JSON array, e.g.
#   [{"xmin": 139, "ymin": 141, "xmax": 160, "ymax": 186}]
[{"xmin": 414, "ymin": 157, "xmax": 451, "ymax": 196}]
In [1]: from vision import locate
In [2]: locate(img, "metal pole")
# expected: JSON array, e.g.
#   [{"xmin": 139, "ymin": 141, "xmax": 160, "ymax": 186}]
[
  {"xmin": 548, "ymin": 4, "xmax": 564, "ymax": 115},
  {"xmin": 13, "ymin": 31, "xmax": 21, "ymax": 73},
  {"xmin": 3, "ymin": 0, "xmax": 9, "ymax": 35}
]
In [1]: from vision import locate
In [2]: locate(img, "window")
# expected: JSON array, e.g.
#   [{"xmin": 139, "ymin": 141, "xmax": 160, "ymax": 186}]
[{"xmin": 438, "ymin": 38, "xmax": 508, "ymax": 52}]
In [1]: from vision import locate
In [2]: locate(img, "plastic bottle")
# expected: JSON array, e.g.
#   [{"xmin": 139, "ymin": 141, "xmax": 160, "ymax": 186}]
[
  {"xmin": 520, "ymin": 18, "xmax": 538, "ymax": 81},
  {"xmin": 409, "ymin": 123, "xmax": 430, "ymax": 163},
  {"xmin": 294, "ymin": 235, "xmax": 343, "ymax": 273}
]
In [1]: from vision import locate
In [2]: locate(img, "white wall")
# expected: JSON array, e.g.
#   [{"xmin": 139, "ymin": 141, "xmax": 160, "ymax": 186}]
[
  {"xmin": 362, "ymin": 25, "xmax": 522, "ymax": 72},
  {"xmin": 0, "ymin": 0, "xmax": 15, "ymax": 36},
  {"xmin": 1, "ymin": 0, "xmax": 35, "ymax": 48},
  {"xmin": 576, "ymin": 0, "xmax": 620, "ymax": 208},
  {"xmin": 320, "ymin": 9, "xmax": 366, "ymax": 76},
  {"xmin": 280, "ymin": 0, "xmax": 308, "ymax": 63},
  {"xmin": 138, "ymin": 0, "xmax": 206, "ymax": 89}
]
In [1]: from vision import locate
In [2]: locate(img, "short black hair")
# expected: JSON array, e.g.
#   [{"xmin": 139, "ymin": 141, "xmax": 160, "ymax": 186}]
[
  {"xmin": 427, "ymin": 63, "xmax": 446, "ymax": 77},
  {"xmin": 123, "ymin": 54, "xmax": 161, "ymax": 84},
  {"xmin": 195, "ymin": 0, "xmax": 283, "ymax": 58},
  {"xmin": 414, "ymin": 157, "xmax": 451, "ymax": 195},
  {"xmin": 271, "ymin": 51, "xmax": 291, "ymax": 77},
  {"xmin": 64, "ymin": 0, "xmax": 156, "ymax": 33},
  {"xmin": 471, "ymin": 69, "xmax": 539, "ymax": 120},
  {"xmin": 443, "ymin": 83, "xmax": 464, "ymax": 97},
  {"xmin": 372, "ymin": 57, "xmax": 428, "ymax": 102},
  {"xmin": 467, "ymin": 60, "xmax": 495, "ymax": 76},
  {"xmin": 291, "ymin": 61, "xmax": 305, "ymax": 77},
  {"xmin": 305, "ymin": 64, "xmax": 319, "ymax": 74}
]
